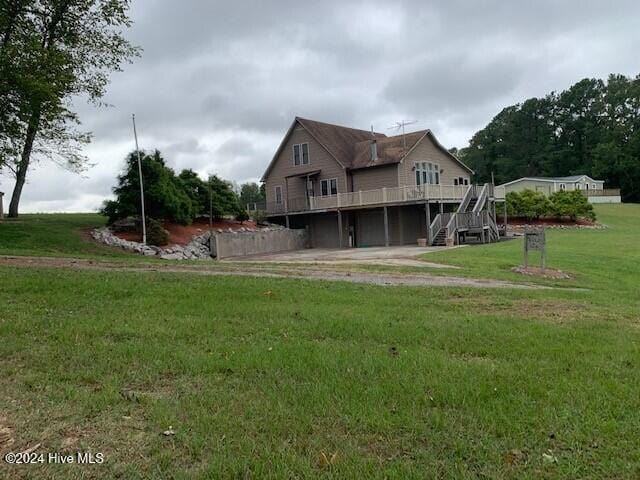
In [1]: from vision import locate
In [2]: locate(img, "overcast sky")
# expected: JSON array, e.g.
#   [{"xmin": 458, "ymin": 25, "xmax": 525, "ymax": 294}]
[{"xmin": 2, "ymin": 0, "xmax": 639, "ymax": 212}]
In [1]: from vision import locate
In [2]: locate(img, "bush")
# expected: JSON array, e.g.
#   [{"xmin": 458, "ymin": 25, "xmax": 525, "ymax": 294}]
[
  {"xmin": 549, "ymin": 190, "xmax": 596, "ymax": 221},
  {"xmin": 146, "ymin": 218, "xmax": 169, "ymax": 246},
  {"xmin": 235, "ymin": 208, "xmax": 249, "ymax": 222},
  {"xmin": 506, "ymin": 189, "xmax": 552, "ymax": 221}
]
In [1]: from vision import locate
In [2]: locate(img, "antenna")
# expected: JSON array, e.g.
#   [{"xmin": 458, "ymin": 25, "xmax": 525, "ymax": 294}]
[{"xmin": 388, "ymin": 120, "xmax": 417, "ymax": 157}]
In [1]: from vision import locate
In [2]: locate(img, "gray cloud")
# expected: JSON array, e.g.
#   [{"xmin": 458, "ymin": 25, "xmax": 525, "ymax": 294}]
[{"xmin": 1, "ymin": 0, "xmax": 639, "ymax": 212}]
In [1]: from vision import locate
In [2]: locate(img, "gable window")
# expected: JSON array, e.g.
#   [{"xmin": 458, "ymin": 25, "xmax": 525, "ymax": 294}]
[
  {"xmin": 320, "ymin": 178, "xmax": 338, "ymax": 196},
  {"xmin": 293, "ymin": 143, "xmax": 310, "ymax": 166},
  {"xmin": 274, "ymin": 186, "xmax": 283, "ymax": 204},
  {"xmin": 415, "ymin": 162, "xmax": 440, "ymax": 186}
]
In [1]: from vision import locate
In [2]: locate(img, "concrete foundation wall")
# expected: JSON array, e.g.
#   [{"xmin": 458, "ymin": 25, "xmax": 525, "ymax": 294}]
[{"xmin": 213, "ymin": 228, "xmax": 308, "ymax": 259}]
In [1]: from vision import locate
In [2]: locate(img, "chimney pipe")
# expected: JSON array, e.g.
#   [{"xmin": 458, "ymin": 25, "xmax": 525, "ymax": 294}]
[{"xmin": 370, "ymin": 125, "xmax": 378, "ymax": 161}]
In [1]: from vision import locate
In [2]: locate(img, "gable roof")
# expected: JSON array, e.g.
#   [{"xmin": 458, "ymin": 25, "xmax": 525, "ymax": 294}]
[
  {"xmin": 261, "ymin": 117, "xmax": 473, "ymax": 180},
  {"xmin": 498, "ymin": 175, "xmax": 603, "ymax": 187}
]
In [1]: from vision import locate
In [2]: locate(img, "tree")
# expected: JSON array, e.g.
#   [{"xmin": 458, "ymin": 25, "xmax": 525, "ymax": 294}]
[
  {"xmin": 1, "ymin": 0, "xmax": 139, "ymax": 217},
  {"xmin": 460, "ymin": 74, "xmax": 640, "ymax": 202},
  {"xmin": 239, "ymin": 182, "xmax": 264, "ymax": 209},
  {"xmin": 206, "ymin": 174, "xmax": 243, "ymax": 219},
  {"xmin": 102, "ymin": 150, "xmax": 194, "ymax": 225}
]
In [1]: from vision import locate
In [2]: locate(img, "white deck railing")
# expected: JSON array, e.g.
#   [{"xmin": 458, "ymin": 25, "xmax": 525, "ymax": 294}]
[{"xmin": 308, "ymin": 184, "xmax": 470, "ymax": 211}]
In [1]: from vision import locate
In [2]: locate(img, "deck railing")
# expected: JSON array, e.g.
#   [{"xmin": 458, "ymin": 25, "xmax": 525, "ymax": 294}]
[
  {"xmin": 584, "ymin": 188, "xmax": 621, "ymax": 197},
  {"xmin": 271, "ymin": 184, "xmax": 471, "ymax": 215}
]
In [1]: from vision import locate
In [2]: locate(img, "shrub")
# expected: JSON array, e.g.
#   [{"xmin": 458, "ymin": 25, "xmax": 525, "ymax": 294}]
[
  {"xmin": 506, "ymin": 189, "xmax": 552, "ymax": 221},
  {"xmin": 235, "ymin": 208, "xmax": 249, "ymax": 222},
  {"xmin": 549, "ymin": 190, "xmax": 596, "ymax": 221},
  {"xmin": 146, "ymin": 218, "xmax": 169, "ymax": 246}
]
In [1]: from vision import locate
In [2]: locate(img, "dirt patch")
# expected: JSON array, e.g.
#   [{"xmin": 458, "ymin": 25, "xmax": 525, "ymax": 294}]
[
  {"xmin": 511, "ymin": 266, "xmax": 572, "ymax": 279},
  {"xmin": 0, "ymin": 414, "xmax": 15, "ymax": 453},
  {"xmin": 115, "ymin": 218, "xmax": 259, "ymax": 246},
  {"xmin": 450, "ymin": 296, "xmax": 591, "ymax": 323}
]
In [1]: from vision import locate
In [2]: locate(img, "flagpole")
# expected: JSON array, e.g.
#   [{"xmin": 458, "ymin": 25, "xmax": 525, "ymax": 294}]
[{"xmin": 132, "ymin": 114, "xmax": 147, "ymax": 245}]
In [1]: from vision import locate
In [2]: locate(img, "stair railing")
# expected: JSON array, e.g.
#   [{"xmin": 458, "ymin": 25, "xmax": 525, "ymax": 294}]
[
  {"xmin": 456, "ymin": 185, "xmax": 475, "ymax": 214},
  {"xmin": 428, "ymin": 214, "xmax": 442, "ymax": 245},
  {"xmin": 472, "ymin": 183, "xmax": 489, "ymax": 213}
]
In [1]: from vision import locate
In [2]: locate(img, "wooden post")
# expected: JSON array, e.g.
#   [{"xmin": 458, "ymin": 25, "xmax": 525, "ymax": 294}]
[
  {"xmin": 503, "ymin": 200, "xmax": 507, "ymax": 232},
  {"xmin": 337, "ymin": 210, "xmax": 343, "ymax": 248},
  {"xmin": 439, "ymin": 202, "xmax": 444, "ymax": 215},
  {"xmin": 383, "ymin": 206, "xmax": 390, "ymax": 247},
  {"xmin": 425, "ymin": 202, "xmax": 431, "ymax": 245}
]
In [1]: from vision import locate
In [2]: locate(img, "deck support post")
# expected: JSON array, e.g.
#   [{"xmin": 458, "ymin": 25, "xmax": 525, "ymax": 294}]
[
  {"xmin": 425, "ymin": 202, "xmax": 431, "ymax": 245},
  {"xmin": 383, "ymin": 206, "xmax": 390, "ymax": 247},
  {"xmin": 337, "ymin": 210, "xmax": 343, "ymax": 248},
  {"xmin": 439, "ymin": 202, "xmax": 444, "ymax": 215},
  {"xmin": 285, "ymin": 215, "xmax": 290, "ymax": 229},
  {"xmin": 503, "ymin": 200, "xmax": 508, "ymax": 233}
]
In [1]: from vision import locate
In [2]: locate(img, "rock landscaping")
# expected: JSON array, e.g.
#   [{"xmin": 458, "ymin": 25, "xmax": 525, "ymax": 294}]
[{"xmin": 91, "ymin": 224, "xmax": 287, "ymax": 260}]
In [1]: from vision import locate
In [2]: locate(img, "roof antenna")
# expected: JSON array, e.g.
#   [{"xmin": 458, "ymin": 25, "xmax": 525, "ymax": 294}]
[{"xmin": 389, "ymin": 120, "xmax": 417, "ymax": 157}]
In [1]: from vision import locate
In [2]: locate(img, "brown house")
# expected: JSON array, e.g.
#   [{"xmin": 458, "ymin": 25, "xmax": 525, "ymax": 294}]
[{"xmin": 261, "ymin": 117, "xmax": 499, "ymax": 248}]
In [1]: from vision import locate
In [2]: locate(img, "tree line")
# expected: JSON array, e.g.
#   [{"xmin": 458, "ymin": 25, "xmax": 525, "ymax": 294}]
[
  {"xmin": 102, "ymin": 150, "xmax": 264, "ymax": 226},
  {"xmin": 459, "ymin": 74, "xmax": 640, "ymax": 202}
]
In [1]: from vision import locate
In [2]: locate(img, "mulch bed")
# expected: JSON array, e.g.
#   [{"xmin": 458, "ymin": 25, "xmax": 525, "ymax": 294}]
[{"xmin": 115, "ymin": 218, "xmax": 258, "ymax": 246}]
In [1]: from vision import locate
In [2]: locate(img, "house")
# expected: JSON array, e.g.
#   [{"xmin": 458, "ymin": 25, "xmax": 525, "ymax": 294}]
[
  {"xmin": 495, "ymin": 175, "xmax": 621, "ymax": 203},
  {"xmin": 261, "ymin": 117, "xmax": 500, "ymax": 248}
]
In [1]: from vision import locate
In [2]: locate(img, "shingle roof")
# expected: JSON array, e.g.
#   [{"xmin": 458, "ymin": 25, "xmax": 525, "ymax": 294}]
[
  {"xmin": 351, "ymin": 130, "xmax": 427, "ymax": 170},
  {"xmin": 296, "ymin": 117, "xmax": 386, "ymax": 168},
  {"xmin": 261, "ymin": 117, "xmax": 473, "ymax": 180}
]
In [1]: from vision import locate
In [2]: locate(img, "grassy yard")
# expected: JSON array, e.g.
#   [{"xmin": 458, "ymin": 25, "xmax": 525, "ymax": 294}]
[{"xmin": 1, "ymin": 205, "xmax": 639, "ymax": 479}]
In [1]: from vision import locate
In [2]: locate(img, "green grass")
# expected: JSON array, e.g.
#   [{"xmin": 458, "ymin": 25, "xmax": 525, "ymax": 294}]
[
  {"xmin": 0, "ymin": 213, "xmax": 129, "ymax": 259},
  {"xmin": 1, "ymin": 205, "xmax": 640, "ymax": 478}
]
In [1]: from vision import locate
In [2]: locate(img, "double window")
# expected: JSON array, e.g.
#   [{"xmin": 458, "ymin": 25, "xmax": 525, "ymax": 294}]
[
  {"xmin": 320, "ymin": 178, "xmax": 338, "ymax": 196},
  {"xmin": 274, "ymin": 185, "xmax": 283, "ymax": 204},
  {"xmin": 293, "ymin": 143, "xmax": 309, "ymax": 166},
  {"xmin": 415, "ymin": 162, "xmax": 440, "ymax": 186}
]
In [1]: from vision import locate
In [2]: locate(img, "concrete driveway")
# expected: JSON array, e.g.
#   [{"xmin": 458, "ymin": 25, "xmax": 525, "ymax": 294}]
[{"xmin": 224, "ymin": 245, "xmax": 462, "ymax": 268}]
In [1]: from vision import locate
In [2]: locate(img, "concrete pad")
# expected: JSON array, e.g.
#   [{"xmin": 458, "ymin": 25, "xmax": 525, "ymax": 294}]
[{"xmin": 223, "ymin": 245, "xmax": 464, "ymax": 269}]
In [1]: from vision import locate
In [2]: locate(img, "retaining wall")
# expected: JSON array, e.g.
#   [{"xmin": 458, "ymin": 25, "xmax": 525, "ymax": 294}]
[{"xmin": 213, "ymin": 228, "xmax": 308, "ymax": 259}]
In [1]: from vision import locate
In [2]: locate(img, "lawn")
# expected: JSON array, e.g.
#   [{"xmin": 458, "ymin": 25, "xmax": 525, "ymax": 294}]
[{"xmin": 1, "ymin": 205, "xmax": 639, "ymax": 479}]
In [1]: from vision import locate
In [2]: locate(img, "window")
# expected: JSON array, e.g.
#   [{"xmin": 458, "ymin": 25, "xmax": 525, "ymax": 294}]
[
  {"xmin": 320, "ymin": 178, "xmax": 338, "ymax": 196},
  {"xmin": 463, "ymin": 178, "xmax": 469, "ymax": 185},
  {"xmin": 592, "ymin": 183, "xmax": 596, "ymax": 190},
  {"xmin": 559, "ymin": 183, "xmax": 566, "ymax": 191},
  {"xmin": 458, "ymin": 177, "xmax": 465, "ymax": 185},
  {"xmin": 293, "ymin": 143, "xmax": 309, "ymax": 166},
  {"xmin": 454, "ymin": 178, "xmax": 458, "ymax": 186},
  {"xmin": 415, "ymin": 162, "xmax": 440, "ymax": 186},
  {"xmin": 274, "ymin": 185, "xmax": 282, "ymax": 204}
]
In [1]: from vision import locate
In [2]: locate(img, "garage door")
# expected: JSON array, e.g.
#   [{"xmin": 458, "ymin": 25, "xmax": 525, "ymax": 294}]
[
  {"xmin": 356, "ymin": 210, "xmax": 385, "ymax": 247},
  {"xmin": 310, "ymin": 214, "xmax": 339, "ymax": 248}
]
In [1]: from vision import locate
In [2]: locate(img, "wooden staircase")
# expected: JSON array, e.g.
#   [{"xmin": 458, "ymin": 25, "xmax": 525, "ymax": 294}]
[{"xmin": 428, "ymin": 183, "xmax": 498, "ymax": 246}]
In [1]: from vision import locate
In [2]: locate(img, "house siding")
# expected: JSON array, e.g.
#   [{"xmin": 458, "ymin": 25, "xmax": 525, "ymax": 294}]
[
  {"xmin": 264, "ymin": 122, "xmax": 347, "ymax": 209},
  {"xmin": 351, "ymin": 165, "xmax": 399, "ymax": 191},
  {"xmin": 398, "ymin": 134, "xmax": 470, "ymax": 187},
  {"xmin": 504, "ymin": 177, "xmax": 605, "ymax": 195}
]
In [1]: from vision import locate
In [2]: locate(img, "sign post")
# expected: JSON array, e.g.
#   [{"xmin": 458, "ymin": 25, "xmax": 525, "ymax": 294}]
[{"xmin": 524, "ymin": 227, "xmax": 546, "ymax": 270}]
